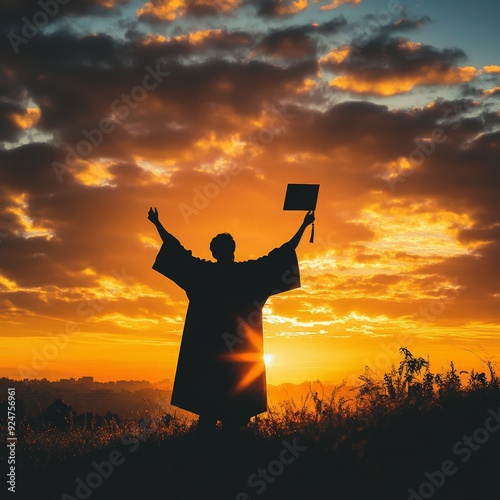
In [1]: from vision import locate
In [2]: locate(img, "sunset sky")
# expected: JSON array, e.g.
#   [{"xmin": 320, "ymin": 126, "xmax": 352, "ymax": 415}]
[{"xmin": 1, "ymin": 0, "xmax": 499, "ymax": 387}]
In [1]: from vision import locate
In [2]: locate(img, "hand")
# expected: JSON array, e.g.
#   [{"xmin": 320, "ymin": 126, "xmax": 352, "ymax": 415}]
[
  {"xmin": 303, "ymin": 210, "xmax": 315, "ymax": 227},
  {"xmin": 148, "ymin": 207, "xmax": 159, "ymax": 224}
]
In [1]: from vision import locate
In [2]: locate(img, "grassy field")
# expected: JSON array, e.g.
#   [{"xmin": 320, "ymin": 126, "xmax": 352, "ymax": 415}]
[{"xmin": 4, "ymin": 348, "xmax": 500, "ymax": 500}]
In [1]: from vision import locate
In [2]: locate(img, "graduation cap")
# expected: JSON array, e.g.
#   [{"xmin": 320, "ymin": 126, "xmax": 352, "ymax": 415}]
[{"xmin": 283, "ymin": 183, "xmax": 320, "ymax": 243}]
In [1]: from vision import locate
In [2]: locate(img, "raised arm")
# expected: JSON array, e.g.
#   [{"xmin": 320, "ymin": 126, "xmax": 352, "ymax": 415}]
[
  {"xmin": 148, "ymin": 207, "xmax": 180, "ymax": 245},
  {"xmin": 287, "ymin": 211, "xmax": 315, "ymax": 249}
]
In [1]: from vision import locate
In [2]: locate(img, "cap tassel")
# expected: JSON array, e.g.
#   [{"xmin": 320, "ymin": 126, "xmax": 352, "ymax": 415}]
[{"xmin": 309, "ymin": 222, "xmax": 315, "ymax": 243}]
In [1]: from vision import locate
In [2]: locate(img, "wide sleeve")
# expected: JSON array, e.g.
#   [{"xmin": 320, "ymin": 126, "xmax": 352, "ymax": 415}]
[
  {"xmin": 248, "ymin": 241, "xmax": 301, "ymax": 298},
  {"xmin": 152, "ymin": 237, "xmax": 200, "ymax": 292}
]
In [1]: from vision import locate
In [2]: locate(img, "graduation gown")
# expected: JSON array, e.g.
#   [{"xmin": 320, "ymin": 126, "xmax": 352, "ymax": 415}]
[{"xmin": 152, "ymin": 235, "xmax": 300, "ymax": 421}]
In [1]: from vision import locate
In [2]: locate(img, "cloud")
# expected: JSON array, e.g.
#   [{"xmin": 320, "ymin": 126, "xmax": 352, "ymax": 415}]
[
  {"xmin": 329, "ymin": 66, "xmax": 476, "ymax": 96},
  {"xmin": 314, "ymin": 0, "xmax": 361, "ymax": 11},
  {"xmin": 380, "ymin": 16, "xmax": 431, "ymax": 34},
  {"xmin": 255, "ymin": 27, "xmax": 317, "ymax": 59},
  {"xmin": 10, "ymin": 106, "xmax": 41, "ymax": 130},
  {"xmin": 1, "ymin": 1, "xmax": 500, "ymax": 363},
  {"xmin": 1, "ymin": 0, "xmax": 130, "ymax": 31},
  {"xmin": 0, "ymin": 101, "xmax": 30, "ymax": 142},
  {"xmin": 321, "ymin": 36, "xmax": 477, "ymax": 95},
  {"xmin": 481, "ymin": 86, "xmax": 500, "ymax": 98},
  {"xmin": 482, "ymin": 65, "xmax": 500, "ymax": 74},
  {"xmin": 256, "ymin": 0, "xmax": 309, "ymax": 17},
  {"xmin": 137, "ymin": 0, "xmax": 240, "ymax": 22},
  {"xmin": 254, "ymin": 17, "xmax": 346, "ymax": 59}
]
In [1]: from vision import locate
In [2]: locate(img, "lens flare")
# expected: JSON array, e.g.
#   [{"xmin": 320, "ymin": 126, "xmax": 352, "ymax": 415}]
[{"xmin": 264, "ymin": 354, "xmax": 274, "ymax": 365}]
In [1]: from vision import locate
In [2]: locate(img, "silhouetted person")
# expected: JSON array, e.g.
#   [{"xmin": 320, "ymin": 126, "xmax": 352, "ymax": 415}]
[{"xmin": 148, "ymin": 207, "xmax": 314, "ymax": 434}]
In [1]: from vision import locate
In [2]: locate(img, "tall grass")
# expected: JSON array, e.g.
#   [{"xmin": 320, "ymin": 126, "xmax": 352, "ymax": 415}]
[{"xmin": 5, "ymin": 347, "xmax": 499, "ymax": 468}]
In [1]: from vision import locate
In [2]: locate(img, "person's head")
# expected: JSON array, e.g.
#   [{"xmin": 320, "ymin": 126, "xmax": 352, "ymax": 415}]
[{"xmin": 210, "ymin": 233, "xmax": 235, "ymax": 263}]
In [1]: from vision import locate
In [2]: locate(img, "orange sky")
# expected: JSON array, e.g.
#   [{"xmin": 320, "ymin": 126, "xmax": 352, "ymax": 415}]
[{"xmin": 1, "ymin": 0, "xmax": 500, "ymax": 386}]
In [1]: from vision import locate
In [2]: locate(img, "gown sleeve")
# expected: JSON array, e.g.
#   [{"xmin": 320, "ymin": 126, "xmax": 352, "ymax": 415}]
[
  {"xmin": 248, "ymin": 241, "xmax": 301, "ymax": 298},
  {"xmin": 152, "ymin": 235, "xmax": 200, "ymax": 292}
]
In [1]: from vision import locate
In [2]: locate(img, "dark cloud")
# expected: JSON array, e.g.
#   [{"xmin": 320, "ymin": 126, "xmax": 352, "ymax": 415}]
[
  {"xmin": 483, "ymin": 87, "xmax": 500, "ymax": 99},
  {"xmin": 255, "ymin": 17, "xmax": 346, "ymax": 59},
  {"xmin": 400, "ymin": 127, "xmax": 500, "ymax": 224},
  {"xmin": 136, "ymin": 0, "xmax": 241, "ymax": 23},
  {"xmin": 381, "ymin": 16, "xmax": 431, "ymax": 34},
  {"xmin": 273, "ymin": 100, "xmax": 440, "ymax": 165},
  {"xmin": 255, "ymin": 26, "xmax": 318, "ymax": 59},
  {"xmin": 0, "ymin": 143, "xmax": 67, "ymax": 194},
  {"xmin": 0, "ymin": 101, "xmax": 26, "ymax": 142},
  {"xmin": 0, "ymin": 2, "xmax": 499, "ymax": 335},
  {"xmin": 322, "ymin": 34, "xmax": 474, "ymax": 96},
  {"xmin": 413, "ymin": 240, "xmax": 500, "ymax": 322},
  {"xmin": 138, "ymin": 30, "xmax": 254, "ymax": 57},
  {"xmin": 1, "ymin": 24, "xmax": 319, "ymax": 152},
  {"xmin": 254, "ymin": 0, "xmax": 304, "ymax": 17},
  {"xmin": 1, "ymin": 0, "xmax": 130, "ymax": 31},
  {"xmin": 348, "ymin": 34, "xmax": 466, "ymax": 71},
  {"xmin": 314, "ymin": 17, "xmax": 348, "ymax": 34}
]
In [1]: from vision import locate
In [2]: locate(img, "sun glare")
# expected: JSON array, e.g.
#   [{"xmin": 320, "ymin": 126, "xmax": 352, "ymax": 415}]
[{"xmin": 264, "ymin": 354, "xmax": 274, "ymax": 365}]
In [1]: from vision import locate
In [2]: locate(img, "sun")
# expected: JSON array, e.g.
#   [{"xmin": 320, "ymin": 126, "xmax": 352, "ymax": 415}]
[{"xmin": 264, "ymin": 354, "xmax": 274, "ymax": 365}]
